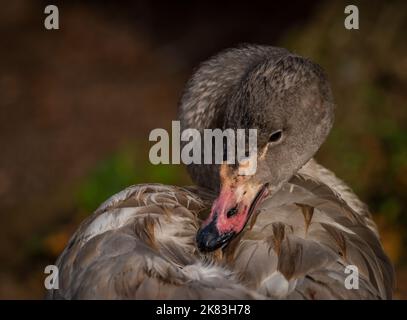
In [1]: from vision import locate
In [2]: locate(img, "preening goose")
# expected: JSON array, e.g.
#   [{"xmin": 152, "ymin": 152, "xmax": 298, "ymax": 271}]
[{"xmin": 47, "ymin": 45, "xmax": 394, "ymax": 300}]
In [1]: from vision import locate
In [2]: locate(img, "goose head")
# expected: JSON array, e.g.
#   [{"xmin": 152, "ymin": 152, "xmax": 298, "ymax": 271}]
[{"xmin": 196, "ymin": 55, "xmax": 335, "ymax": 252}]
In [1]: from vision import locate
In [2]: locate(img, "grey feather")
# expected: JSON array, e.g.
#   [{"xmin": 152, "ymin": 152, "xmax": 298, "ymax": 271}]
[{"xmin": 47, "ymin": 45, "xmax": 394, "ymax": 300}]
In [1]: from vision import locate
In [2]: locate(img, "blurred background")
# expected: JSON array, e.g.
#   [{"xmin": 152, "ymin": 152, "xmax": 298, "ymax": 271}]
[{"xmin": 0, "ymin": 0, "xmax": 406, "ymax": 299}]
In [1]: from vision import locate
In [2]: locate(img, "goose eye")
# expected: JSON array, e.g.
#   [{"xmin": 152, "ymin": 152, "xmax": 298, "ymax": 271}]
[{"xmin": 269, "ymin": 130, "xmax": 283, "ymax": 143}]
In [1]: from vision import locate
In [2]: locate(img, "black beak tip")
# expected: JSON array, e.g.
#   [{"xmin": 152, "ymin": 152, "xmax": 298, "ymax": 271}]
[
  {"xmin": 196, "ymin": 222, "xmax": 235, "ymax": 252},
  {"xmin": 196, "ymin": 226, "xmax": 218, "ymax": 252}
]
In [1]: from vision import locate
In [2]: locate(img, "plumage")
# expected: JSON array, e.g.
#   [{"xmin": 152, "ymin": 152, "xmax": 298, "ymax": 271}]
[{"xmin": 47, "ymin": 45, "xmax": 394, "ymax": 299}]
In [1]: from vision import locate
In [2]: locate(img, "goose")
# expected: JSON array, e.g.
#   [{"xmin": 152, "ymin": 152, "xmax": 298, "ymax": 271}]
[{"xmin": 46, "ymin": 45, "xmax": 394, "ymax": 300}]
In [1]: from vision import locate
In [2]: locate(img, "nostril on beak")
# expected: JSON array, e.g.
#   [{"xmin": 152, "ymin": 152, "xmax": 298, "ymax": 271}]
[{"xmin": 226, "ymin": 206, "xmax": 238, "ymax": 218}]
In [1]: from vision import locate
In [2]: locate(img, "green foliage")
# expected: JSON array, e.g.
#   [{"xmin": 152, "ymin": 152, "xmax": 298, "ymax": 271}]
[{"xmin": 75, "ymin": 145, "xmax": 190, "ymax": 212}]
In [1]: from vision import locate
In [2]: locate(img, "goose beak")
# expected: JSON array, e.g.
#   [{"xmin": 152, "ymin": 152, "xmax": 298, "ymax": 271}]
[
  {"xmin": 196, "ymin": 180, "xmax": 269, "ymax": 252},
  {"xmin": 196, "ymin": 217, "xmax": 235, "ymax": 252}
]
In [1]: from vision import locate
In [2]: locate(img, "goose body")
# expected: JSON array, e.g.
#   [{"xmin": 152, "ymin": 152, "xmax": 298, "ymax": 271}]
[{"xmin": 47, "ymin": 45, "xmax": 394, "ymax": 299}]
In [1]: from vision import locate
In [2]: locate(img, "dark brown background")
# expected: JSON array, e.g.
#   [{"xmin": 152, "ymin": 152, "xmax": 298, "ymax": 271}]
[{"xmin": 0, "ymin": 0, "xmax": 406, "ymax": 298}]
